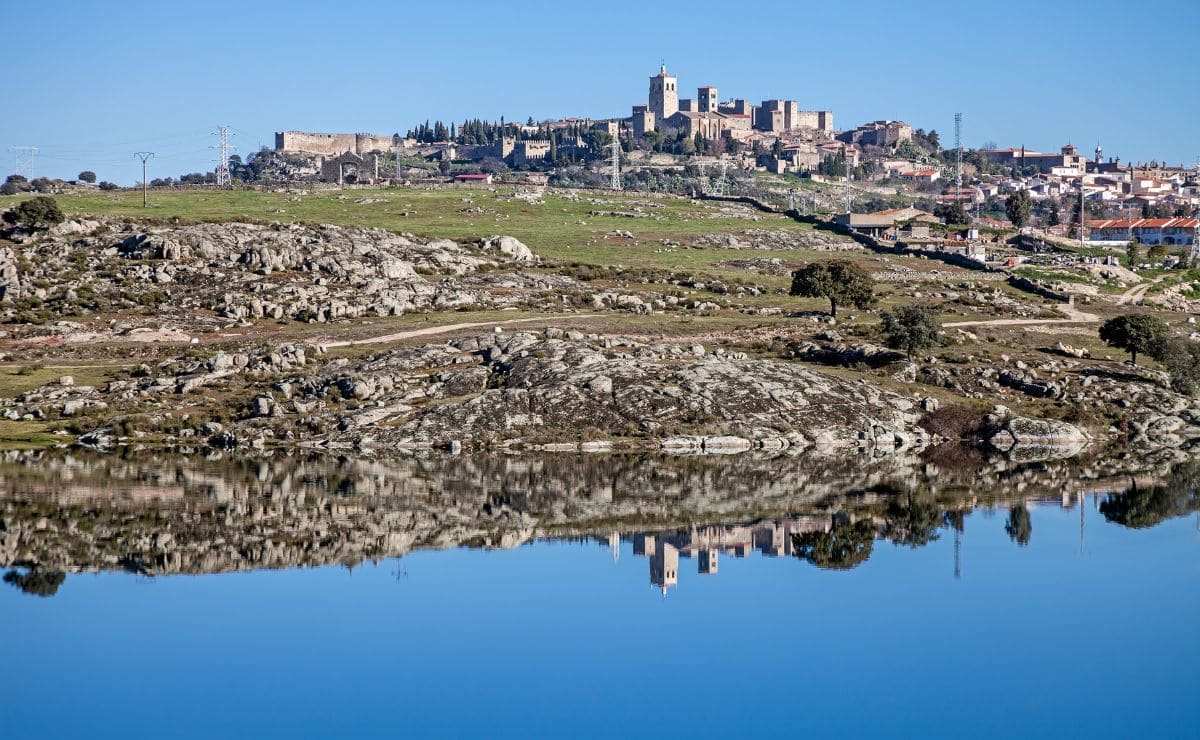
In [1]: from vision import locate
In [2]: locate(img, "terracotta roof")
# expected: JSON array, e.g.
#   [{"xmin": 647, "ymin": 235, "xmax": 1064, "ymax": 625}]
[{"xmin": 1090, "ymin": 218, "xmax": 1199, "ymax": 229}]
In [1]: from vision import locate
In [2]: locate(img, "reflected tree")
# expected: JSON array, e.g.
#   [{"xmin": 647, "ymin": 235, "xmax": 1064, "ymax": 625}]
[
  {"xmin": 792, "ymin": 519, "xmax": 876, "ymax": 570},
  {"xmin": 1005, "ymin": 505, "xmax": 1032, "ymax": 546},
  {"xmin": 4, "ymin": 567, "xmax": 66, "ymax": 597},
  {"xmin": 885, "ymin": 493, "xmax": 943, "ymax": 548},
  {"xmin": 1101, "ymin": 473, "xmax": 1200, "ymax": 529}
]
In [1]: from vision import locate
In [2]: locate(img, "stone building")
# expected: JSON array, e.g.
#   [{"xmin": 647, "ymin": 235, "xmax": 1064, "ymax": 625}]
[
  {"xmin": 836, "ymin": 120, "xmax": 913, "ymax": 149},
  {"xmin": 648, "ymin": 65, "xmax": 679, "ymax": 127},
  {"xmin": 663, "ymin": 111, "xmax": 725, "ymax": 140},
  {"xmin": 631, "ymin": 105, "xmax": 654, "ymax": 139},
  {"xmin": 630, "ymin": 67, "xmax": 831, "ymax": 142},
  {"xmin": 320, "ymin": 152, "xmax": 380, "ymax": 185},
  {"xmin": 512, "ymin": 140, "xmax": 552, "ymax": 167},
  {"xmin": 984, "ymin": 145, "xmax": 1088, "ymax": 175},
  {"xmin": 792, "ymin": 110, "xmax": 834, "ymax": 133}
]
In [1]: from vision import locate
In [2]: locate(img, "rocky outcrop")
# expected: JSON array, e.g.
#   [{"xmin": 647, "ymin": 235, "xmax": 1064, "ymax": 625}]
[
  {"xmin": 324, "ymin": 331, "xmax": 929, "ymax": 452},
  {"xmin": 989, "ymin": 416, "xmax": 1090, "ymax": 461},
  {"xmin": 0, "ymin": 247, "xmax": 19, "ymax": 301},
  {"xmin": 0, "ymin": 219, "xmax": 569, "ymax": 327},
  {"xmin": 480, "ymin": 235, "xmax": 536, "ymax": 262}
]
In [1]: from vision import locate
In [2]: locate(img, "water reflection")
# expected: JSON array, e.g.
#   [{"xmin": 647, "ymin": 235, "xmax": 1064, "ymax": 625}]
[{"xmin": 2, "ymin": 449, "xmax": 1197, "ymax": 598}]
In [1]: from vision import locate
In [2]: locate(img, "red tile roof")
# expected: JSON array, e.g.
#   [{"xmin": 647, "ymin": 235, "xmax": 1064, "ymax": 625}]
[{"xmin": 1090, "ymin": 218, "xmax": 1199, "ymax": 229}]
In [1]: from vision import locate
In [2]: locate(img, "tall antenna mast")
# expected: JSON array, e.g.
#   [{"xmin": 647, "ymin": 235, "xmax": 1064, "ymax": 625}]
[
  {"xmin": 1079, "ymin": 179, "xmax": 1086, "ymax": 248},
  {"xmin": 609, "ymin": 138, "xmax": 621, "ymax": 190},
  {"xmin": 213, "ymin": 126, "xmax": 233, "ymax": 188},
  {"xmin": 844, "ymin": 147, "xmax": 852, "ymax": 214},
  {"xmin": 954, "ymin": 112, "xmax": 963, "ymax": 191}
]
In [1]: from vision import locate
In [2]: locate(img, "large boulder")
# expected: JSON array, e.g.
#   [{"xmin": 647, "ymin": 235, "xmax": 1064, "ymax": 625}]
[
  {"xmin": 481, "ymin": 235, "xmax": 537, "ymax": 263},
  {"xmin": 989, "ymin": 416, "xmax": 1089, "ymax": 461}
]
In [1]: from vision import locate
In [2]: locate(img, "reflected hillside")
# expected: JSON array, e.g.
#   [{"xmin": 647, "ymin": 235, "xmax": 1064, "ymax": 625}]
[{"xmin": 1, "ymin": 449, "xmax": 1198, "ymax": 597}]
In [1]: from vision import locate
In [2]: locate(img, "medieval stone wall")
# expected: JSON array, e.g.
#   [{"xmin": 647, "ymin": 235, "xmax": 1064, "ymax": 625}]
[{"xmin": 275, "ymin": 131, "xmax": 398, "ymax": 156}]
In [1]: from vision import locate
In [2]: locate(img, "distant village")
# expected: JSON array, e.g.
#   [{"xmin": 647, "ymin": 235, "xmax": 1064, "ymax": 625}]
[{"xmin": 260, "ymin": 65, "xmax": 1198, "ymax": 250}]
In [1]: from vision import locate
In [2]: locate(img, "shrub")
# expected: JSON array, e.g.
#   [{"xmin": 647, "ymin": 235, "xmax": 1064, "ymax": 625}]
[
  {"xmin": 918, "ymin": 404, "xmax": 990, "ymax": 440},
  {"xmin": 1159, "ymin": 339, "xmax": 1200, "ymax": 395},
  {"xmin": 881, "ymin": 304, "xmax": 941, "ymax": 358},
  {"xmin": 2, "ymin": 196, "xmax": 65, "ymax": 230}
]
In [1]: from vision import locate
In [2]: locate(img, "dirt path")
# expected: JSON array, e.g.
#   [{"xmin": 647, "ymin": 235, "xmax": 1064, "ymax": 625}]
[
  {"xmin": 318, "ymin": 314, "xmax": 601, "ymax": 350},
  {"xmin": 1117, "ymin": 280, "xmax": 1155, "ymax": 306},
  {"xmin": 943, "ymin": 303, "xmax": 1099, "ymax": 329}
]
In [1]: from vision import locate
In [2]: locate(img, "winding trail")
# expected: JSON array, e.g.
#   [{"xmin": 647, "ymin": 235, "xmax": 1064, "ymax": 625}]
[
  {"xmin": 943, "ymin": 303, "xmax": 1099, "ymax": 329},
  {"xmin": 318, "ymin": 314, "xmax": 601, "ymax": 350},
  {"xmin": 1117, "ymin": 280, "xmax": 1155, "ymax": 306}
]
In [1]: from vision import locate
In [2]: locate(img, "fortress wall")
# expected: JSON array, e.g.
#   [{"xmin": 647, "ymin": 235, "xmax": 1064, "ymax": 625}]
[
  {"xmin": 355, "ymin": 134, "xmax": 397, "ymax": 153},
  {"xmin": 275, "ymin": 131, "xmax": 359, "ymax": 156},
  {"xmin": 275, "ymin": 132, "xmax": 398, "ymax": 155}
]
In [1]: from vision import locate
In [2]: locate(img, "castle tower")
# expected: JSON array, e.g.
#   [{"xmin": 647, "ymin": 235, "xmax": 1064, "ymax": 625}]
[
  {"xmin": 649, "ymin": 65, "xmax": 678, "ymax": 126},
  {"xmin": 697, "ymin": 86, "xmax": 718, "ymax": 113},
  {"xmin": 650, "ymin": 541, "xmax": 679, "ymax": 595}
]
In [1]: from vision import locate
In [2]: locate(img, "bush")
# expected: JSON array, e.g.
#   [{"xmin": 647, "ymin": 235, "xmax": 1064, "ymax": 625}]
[
  {"xmin": 918, "ymin": 404, "xmax": 990, "ymax": 440},
  {"xmin": 2, "ymin": 196, "xmax": 65, "ymax": 230},
  {"xmin": 1159, "ymin": 339, "xmax": 1200, "ymax": 395},
  {"xmin": 881, "ymin": 304, "xmax": 941, "ymax": 358},
  {"xmin": 98, "ymin": 181, "xmax": 119, "ymax": 191}
]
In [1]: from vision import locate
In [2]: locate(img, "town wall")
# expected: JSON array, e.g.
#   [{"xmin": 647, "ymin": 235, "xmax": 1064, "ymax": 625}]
[{"xmin": 275, "ymin": 131, "xmax": 398, "ymax": 156}]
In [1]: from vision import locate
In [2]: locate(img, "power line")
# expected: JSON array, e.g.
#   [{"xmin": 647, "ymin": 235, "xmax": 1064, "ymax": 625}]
[
  {"xmin": 133, "ymin": 152, "xmax": 154, "ymax": 207},
  {"xmin": 609, "ymin": 139, "xmax": 621, "ymax": 191},
  {"xmin": 212, "ymin": 126, "xmax": 234, "ymax": 187}
]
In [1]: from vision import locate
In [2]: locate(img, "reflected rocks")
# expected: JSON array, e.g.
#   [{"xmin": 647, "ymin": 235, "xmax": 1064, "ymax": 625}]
[{"xmin": 1, "ymin": 448, "xmax": 1198, "ymax": 597}]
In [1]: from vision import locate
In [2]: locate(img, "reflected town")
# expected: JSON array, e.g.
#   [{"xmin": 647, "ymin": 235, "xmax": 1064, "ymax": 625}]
[{"xmin": 3, "ymin": 448, "xmax": 1197, "ymax": 598}]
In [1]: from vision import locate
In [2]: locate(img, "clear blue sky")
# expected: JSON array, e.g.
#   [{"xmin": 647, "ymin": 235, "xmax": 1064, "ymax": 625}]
[{"xmin": 4, "ymin": 0, "xmax": 1198, "ymax": 184}]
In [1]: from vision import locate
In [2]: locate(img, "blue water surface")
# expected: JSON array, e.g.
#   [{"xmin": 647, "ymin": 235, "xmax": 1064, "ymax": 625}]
[{"xmin": 2, "ymin": 506, "xmax": 1197, "ymax": 739}]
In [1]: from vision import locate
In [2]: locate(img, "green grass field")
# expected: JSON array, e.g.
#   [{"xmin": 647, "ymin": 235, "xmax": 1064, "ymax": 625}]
[{"xmin": 5, "ymin": 187, "xmax": 857, "ymax": 275}]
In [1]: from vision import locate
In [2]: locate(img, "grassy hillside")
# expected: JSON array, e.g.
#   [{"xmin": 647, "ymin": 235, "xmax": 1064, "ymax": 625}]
[{"xmin": 6, "ymin": 187, "xmax": 849, "ymax": 274}]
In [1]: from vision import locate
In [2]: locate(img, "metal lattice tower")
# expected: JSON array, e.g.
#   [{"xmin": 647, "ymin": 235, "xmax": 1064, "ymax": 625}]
[
  {"xmin": 609, "ymin": 139, "xmax": 621, "ymax": 190},
  {"xmin": 11, "ymin": 146, "xmax": 37, "ymax": 179},
  {"xmin": 954, "ymin": 112, "xmax": 963, "ymax": 191},
  {"xmin": 715, "ymin": 157, "xmax": 728, "ymax": 197},
  {"xmin": 844, "ymin": 153, "xmax": 852, "ymax": 214},
  {"xmin": 213, "ymin": 126, "xmax": 233, "ymax": 187}
]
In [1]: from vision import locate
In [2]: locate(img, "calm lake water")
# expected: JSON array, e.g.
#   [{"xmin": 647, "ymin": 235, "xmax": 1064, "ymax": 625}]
[{"xmin": 1, "ymin": 451, "xmax": 1197, "ymax": 738}]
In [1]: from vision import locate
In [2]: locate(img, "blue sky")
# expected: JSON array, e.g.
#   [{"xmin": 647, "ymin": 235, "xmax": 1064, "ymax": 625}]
[{"xmin": 4, "ymin": 0, "xmax": 1198, "ymax": 184}]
